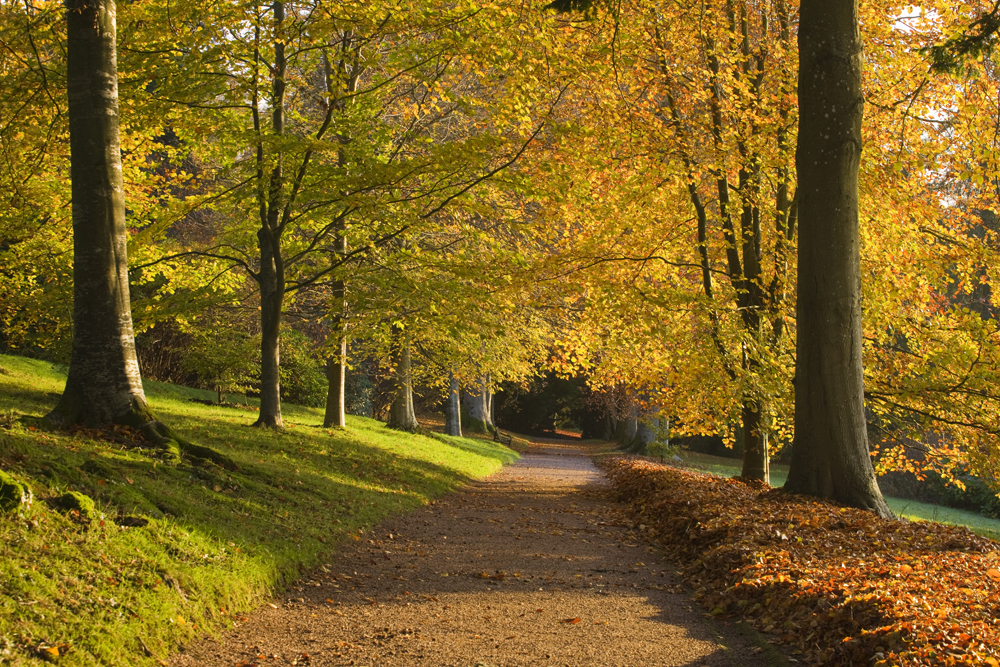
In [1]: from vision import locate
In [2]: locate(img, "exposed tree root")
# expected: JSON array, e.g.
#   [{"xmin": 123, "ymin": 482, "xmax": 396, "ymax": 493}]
[{"xmin": 47, "ymin": 394, "xmax": 239, "ymax": 471}]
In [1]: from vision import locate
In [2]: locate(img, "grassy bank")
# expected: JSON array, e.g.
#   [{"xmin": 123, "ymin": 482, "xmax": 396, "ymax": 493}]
[
  {"xmin": 0, "ymin": 354, "xmax": 517, "ymax": 666},
  {"xmin": 676, "ymin": 449, "xmax": 1000, "ymax": 540}
]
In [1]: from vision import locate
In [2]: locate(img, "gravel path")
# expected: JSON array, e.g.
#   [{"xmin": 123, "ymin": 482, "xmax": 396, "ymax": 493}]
[{"xmin": 171, "ymin": 440, "xmax": 772, "ymax": 667}]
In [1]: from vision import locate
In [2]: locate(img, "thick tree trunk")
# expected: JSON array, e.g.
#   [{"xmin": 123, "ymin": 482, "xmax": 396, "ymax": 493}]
[
  {"xmin": 740, "ymin": 399, "xmax": 769, "ymax": 482},
  {"xmin": 48, "ymin": 0, "xmax": 148, "ymax": 428},
  {"xmin": 462, "ymin": 375, "xmax": 492, "ymax": 434},
  {"xmin": 785, "ymin": 0, "xmax": 891, "ymax": 516},
  {"xmin": 444, "ymin": 373, "xmax": 462, "ymax": 436},
  {"xmin": 386, "ymin": 329, "xmax": 419, "ymax": 431},
  {"xmin": 323, "ymin": 337, "xmax": 347, "ymax": 428},
  {"xmin": 617, "ymin": 402, "xmax": 638, "ymax": 449}
]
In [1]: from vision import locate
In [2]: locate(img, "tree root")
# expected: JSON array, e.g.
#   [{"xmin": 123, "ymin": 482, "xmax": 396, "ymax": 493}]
[
  {"xmin": 137, "ymin": 419, "xmax": 240, "ymax": 471},
  {"xmin": 46, "ymin": 391, "xmax": 239, "ymax": 471}
]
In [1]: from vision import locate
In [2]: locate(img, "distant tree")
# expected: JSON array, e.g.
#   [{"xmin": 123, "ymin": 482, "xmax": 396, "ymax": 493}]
[{"xmin": 181, "ymin": 318, "xmax": 259, "ymax": 405}]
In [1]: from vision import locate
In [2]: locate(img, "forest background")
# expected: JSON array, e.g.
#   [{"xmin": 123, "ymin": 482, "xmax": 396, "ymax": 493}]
[{"xmin": 3, "ymin": 0, "xmax": 1000, "ymax": 511}]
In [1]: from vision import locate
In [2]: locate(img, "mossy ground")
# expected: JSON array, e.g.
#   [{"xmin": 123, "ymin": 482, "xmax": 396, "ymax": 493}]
[{"xmin": 0, "ymin": 354, "xmax": 517, "ymax": 666}]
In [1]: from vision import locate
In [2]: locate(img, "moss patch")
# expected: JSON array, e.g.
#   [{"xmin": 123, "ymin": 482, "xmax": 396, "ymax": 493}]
[
  {"xmin": 53, "ymin": 491, "xmax": 98, "ymax": 522},
  {"xmin": 0, "ymin": 470, "xmax": 31, "ymax": 512}
]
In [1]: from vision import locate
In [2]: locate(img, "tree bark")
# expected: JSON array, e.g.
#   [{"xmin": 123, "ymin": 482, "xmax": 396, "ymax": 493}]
[
  {"xmin": 462, "ymin": 375, "xmax": 493, "ymax": 434},
  {"xmin": 386, "ymin": 327, "xmax": 419, "ymax": 431},
  {"xmin": 740, "ymin": 399, "xmax": 769, "ymax": 482},
  {"xmin": 251, "ymin": 2, "xmax": 288, "ymax": 429},
  {"xmin": 323, "ymin": 223, "xmax": 348, "ymax": 428},
  {"xmin": 784, "ymin": 0, "xmax": 891, "ymax": 516},
  {"xmin": 48, "ymin": 0, "xmax": 149, "ymax": 428},
  {"xmin": 444, "ymin": 372, "xmax": 462, "ymax": 436},
  {"xmin": 320, "ymin": 38, "xmax": 356, "ymax": 430},
  {"xmin": 324, "ymin": 337, "xmax": 347, "ymax": 428},
  {"xmin": 256, "ymin": 234, "xmax": 284, "ymax": 428},
  {"xmin": 617, "ymin": 402, "xmax": 638, "ymax": 449}
]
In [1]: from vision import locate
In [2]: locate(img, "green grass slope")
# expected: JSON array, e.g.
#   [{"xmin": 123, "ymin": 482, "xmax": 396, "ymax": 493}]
[{"xmin": 0, "ymin": 354, "xmax": 517, "ymax": 666}]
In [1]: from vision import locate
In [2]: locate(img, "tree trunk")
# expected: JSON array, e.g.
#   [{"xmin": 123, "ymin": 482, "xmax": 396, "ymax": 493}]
[
  {"xmin": 740, "ymin": 399, "xmax": 769, "ymax": 482},
  {"xmin": 636, "ymin": 415, "xmax": 666, "ymax": 448},
  {"xmin": 784, "ymin": 0, "xmax": 891, "ymax": 516},
  {"xmin": 255, "ymin": 248, "xmax": 284, "ymax": 428},
  {"xmin": 48, "ymin": 0, "xmax": 149, "ymax": 428},
  {"xmin": 321, "ymin": 42, "xmax": 354, "ymax": 430},
  {"xmin": 323, "ymin": 337, "xmax": 347, "ymax": 428},
  {"xmin": 617, "ymin": 402, "xmax": 638, "ymax": 449},
  {"xmin": 462, "ymin": 375, "xmax": 492, "ymax": 434},
  {"xmin": 322, "ymin": 229, "xmax": 348, "ymax": 429},
  {"xmin": 444, "ymin": 372, "xmax": 462, "ymax": 436},
  {"xmin": 487, "ymin": 382, "xmax": 494, "ymax": 425},
  {"xmin": 386, "ymin": 329, "xmax": 419, "ymax": 431},
  {"xmin": 252, "ymin": 2, "xmax": 287, "ymax": 429}
]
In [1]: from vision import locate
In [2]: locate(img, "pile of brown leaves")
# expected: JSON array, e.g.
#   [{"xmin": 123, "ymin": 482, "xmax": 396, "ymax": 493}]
[{"xmin": 597, "ymin": 456, "xmax": 1000, "ymax": 666}]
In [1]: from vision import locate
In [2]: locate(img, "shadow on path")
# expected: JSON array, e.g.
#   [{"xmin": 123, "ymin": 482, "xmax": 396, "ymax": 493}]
[{"xmin": 172, "ymin": 440, "xmax": 776, "ymax": 667}]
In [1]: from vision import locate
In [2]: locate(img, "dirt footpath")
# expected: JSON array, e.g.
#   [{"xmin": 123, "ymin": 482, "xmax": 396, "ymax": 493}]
[{"xmin": 172, "ymin": 441, "xmax": 774, "ymax": 667}]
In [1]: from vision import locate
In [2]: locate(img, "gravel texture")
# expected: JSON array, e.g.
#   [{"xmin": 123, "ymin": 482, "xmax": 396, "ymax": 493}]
[{"xmin": 171, "ymin": 440, "xmax": 774, "ymax": 667}]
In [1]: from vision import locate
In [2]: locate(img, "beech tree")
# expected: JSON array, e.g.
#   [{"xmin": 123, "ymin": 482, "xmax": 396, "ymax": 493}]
[
  {"xmin": 47, "ymin": 0, "xmax": 157, "ymax": 431},
  {"xmin": 782, "ymin": 0, "xmax": 890, "ymax": 516},
  {"xmin": 444, "ymin": 371, "xmax": 462, "ymax": 436}
]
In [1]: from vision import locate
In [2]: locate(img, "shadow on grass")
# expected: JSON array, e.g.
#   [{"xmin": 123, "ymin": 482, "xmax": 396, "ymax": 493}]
[{"xmin": 0, "ymin": 354, "xmax": 515, "ymax": 666}]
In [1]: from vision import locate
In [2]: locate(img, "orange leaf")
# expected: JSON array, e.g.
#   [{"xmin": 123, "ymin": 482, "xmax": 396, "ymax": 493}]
[{"xmin": 562, "ymin": 617, "xmax": 581, "ymax": 624}]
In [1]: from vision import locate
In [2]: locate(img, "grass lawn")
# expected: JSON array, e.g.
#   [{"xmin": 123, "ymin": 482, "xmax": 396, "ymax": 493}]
[
  {"xmin": 676, "ymin": 449, "xmax": 1000, "ymax": 541},
  {"xmin": 0, "ymin": 354, "xmax": 517, "ymax": 666}
]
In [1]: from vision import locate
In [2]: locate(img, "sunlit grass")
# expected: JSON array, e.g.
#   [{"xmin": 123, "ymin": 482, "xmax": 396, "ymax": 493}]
[
  {"xmin": 0, "ymin": 354, "xmax": 516, "ymax": 666},
  {"xmin": 676, "ymin": 449, "xmax": 1000, "ymax": 541}
]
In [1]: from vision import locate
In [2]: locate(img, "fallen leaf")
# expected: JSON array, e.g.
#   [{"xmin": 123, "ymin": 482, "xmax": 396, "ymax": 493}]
[
  {"xmin": 562, "ymin": 617, "xmax": 581, "ymax": 624},
  {"xmin": 36, "ymin": 646, "xmax": 60, "ymax": 662}
]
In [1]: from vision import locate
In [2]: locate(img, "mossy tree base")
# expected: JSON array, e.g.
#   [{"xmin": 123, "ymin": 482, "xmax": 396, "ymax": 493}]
[{"xmin": 47, "ymin": 393, "xmax": 239, "ymax": 471}]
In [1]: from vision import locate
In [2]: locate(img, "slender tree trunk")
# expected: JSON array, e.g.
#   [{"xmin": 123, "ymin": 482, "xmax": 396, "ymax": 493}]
[
  {"xmin": 323, "ymin": 225, "xmax": 349, "ymax": 428},
  {"xmin": 324, "ymin": 337, "xmax": 347, "ymax": 428},
  {"xmin": 386, "ymin": 327, "xmax": 419, "ymax": 431},
  {"xmin": 320, "ymin": 36, "xmax": 357, "ymax": 430},
  {"xmin": 253, "ymin": 3, "xmax": 287, "ymax": 429},
  {"xmin": 444, "ymin": 372, "xmax": 462, "ymax": 436},
  {"xmin": 256, "ymin": 239, "xmax": 284, "ymax": 428},
  {"xmin": 785, "ymin": 0, "xmax": 890, "ymax": 516},
  {"xmin": 487, "ymin": 379, "xmax": 494, "ymax": 425},
  {"xmin": 48, "ymin": 0, "xmax": 149, "ymax": 428}
]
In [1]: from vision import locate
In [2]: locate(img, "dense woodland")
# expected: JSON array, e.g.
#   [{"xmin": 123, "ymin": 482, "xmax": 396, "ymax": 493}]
[{"xmin": 3, "ymin": 0, "xmax": 1000, "ymax": 514}]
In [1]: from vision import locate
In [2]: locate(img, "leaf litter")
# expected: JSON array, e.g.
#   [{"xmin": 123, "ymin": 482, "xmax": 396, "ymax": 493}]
[{"xmin": 598, "ymin": 455, "xmax": 1000, "ymax": 666}]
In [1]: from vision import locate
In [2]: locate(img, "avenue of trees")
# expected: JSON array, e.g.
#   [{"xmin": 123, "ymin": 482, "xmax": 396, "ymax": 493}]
[{"xmin": 3, "ymin": 0, "xmax": 1000, "ymax": 514}]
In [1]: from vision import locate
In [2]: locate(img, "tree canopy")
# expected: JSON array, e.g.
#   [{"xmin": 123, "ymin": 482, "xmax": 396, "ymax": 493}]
[{"xmin": 4, "ymin": 0, "xmax": 1000, "ymax": 511}]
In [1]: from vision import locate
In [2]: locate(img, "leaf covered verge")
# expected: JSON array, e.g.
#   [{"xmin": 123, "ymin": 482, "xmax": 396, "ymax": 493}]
[
  {"xmin": 0, "ymin": 354, "xmax": 517, "ymax": 666},
  {"xmin": 598, "ymin": 456, "xmax": 999, "ymax": 667}
]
